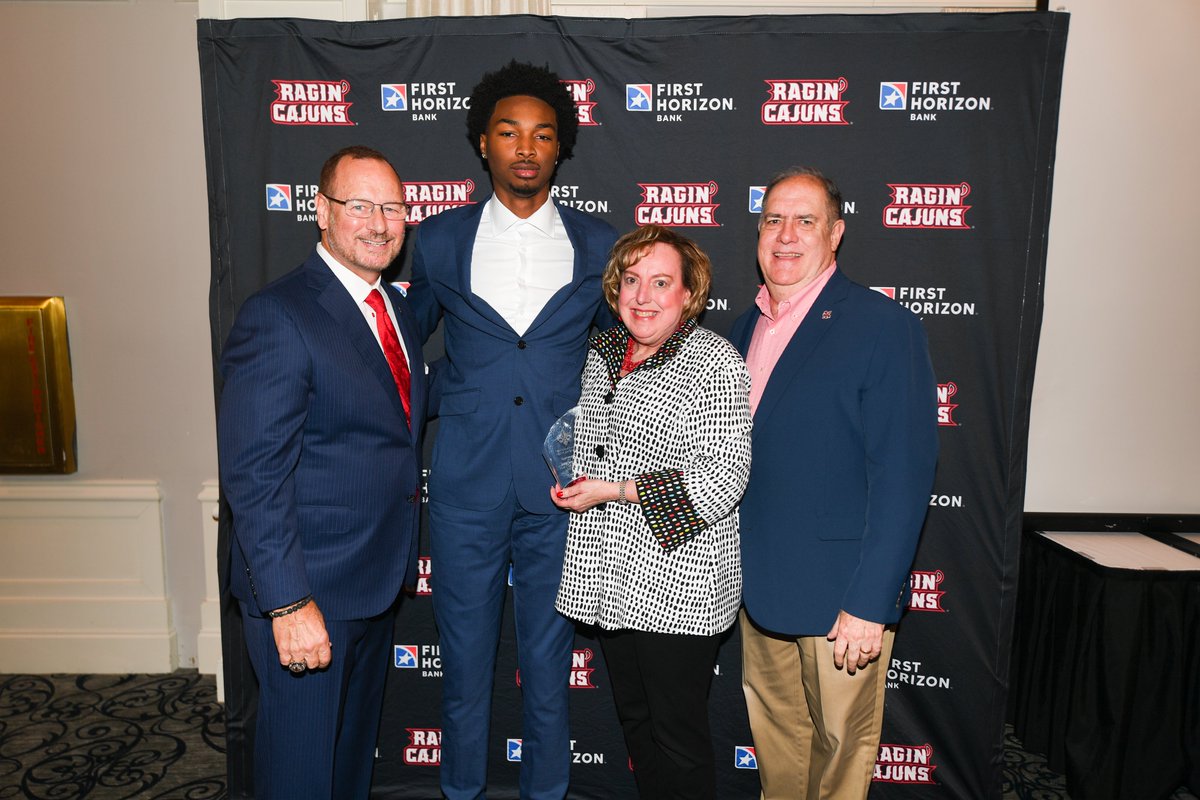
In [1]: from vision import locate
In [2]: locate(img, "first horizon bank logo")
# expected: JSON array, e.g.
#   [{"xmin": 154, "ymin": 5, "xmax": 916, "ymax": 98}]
[
  {"xmin": 626, "ymin": 84, "xmax": 652, "ymax": 111},
  {"xmin": 393, "ymin": 645, "xmax": 418, "ymax": 668},
  {"xmin": 381, "ymin": 84, "xmax": 407, "ymax": 111},
  {"xmin": 269, "ymin": 79, "xmax": 353, "ymax": 125},
  {"xmin": 266, "ymin": 184, "xmax": 291, "ymax": 212},
  {"xmin": 508, "ymin": 738, "xmax": 605, "ymax": 764},
  {"xmin": 380, "ymin": 82, "xmax": 469, "ymax": 121},
  {"xmin": 880, "ymin": 82, "xmax": 908, "ymax": 110},
  {"xmin": 265, "ymin": 183, "xmax": 320, "ymax": 221},
  {"xmin": 748, "ymin": 186, "xmax": 765, "ymax": 213},
  {"xmin": 393, "ymin": 644, "xmax": 441, "ymax": 675},
  {"xmin": 880, "ymin": 80, "xmax": 993, "ymax": 121},
  {"xmin": 734, "ymin": 746, "xmax": 757, "ymax": 769},
  {"xmin": 625, "ymin": 82, "xmax": 735, "ymax": 121}
]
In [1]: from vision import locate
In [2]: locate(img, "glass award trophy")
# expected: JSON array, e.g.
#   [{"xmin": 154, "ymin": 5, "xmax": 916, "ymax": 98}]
[{"xmin": 543, "ymin": 406, "xmax": 585, "ymax": 487}]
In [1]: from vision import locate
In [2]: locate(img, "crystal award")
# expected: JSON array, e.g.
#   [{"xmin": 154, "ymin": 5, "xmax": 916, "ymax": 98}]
[{"xmin": 543, "ymin": 406, "xmax": 584, "ymax": 488}]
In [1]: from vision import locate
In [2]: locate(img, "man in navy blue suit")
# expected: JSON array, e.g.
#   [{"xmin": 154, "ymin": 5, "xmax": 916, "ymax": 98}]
[
  {"xmin": 408, "ymin": 62, "xmax": 617, "ymax": 799},
  {"xmin": 730, "ymin": 167, "xmax": 938, "ymax": 800},
  {"xmin": 218, "ymin": 146, "xmax": 425, "ymax": 800}
]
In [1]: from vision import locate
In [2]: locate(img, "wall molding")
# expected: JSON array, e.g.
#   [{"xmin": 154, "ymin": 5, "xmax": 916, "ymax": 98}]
[
  {"xmin": 0, "ymin": 480, "xmax": 178, "ymax": 673},
  {"xmin": 197, "ymin": 480, "xmax": 224, "ymax": 700},
  {"xmin": 195, "ymin": 0, "xmax": 1036, "ymax": 20}
]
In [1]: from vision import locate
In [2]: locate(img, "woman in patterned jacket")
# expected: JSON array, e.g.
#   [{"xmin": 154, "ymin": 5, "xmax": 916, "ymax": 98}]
[{"xmin": 552, "ymin": 224, "xmax": 752, "ymax": 800}]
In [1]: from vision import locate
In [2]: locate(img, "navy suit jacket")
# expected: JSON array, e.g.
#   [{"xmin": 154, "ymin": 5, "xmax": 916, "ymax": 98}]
[
  {"xmin": 409, "ymin": 197, "xmax": 617, "ymax": 515},
  {"xmin": 218, "ymin": 250, "xmax": 426, "ymax": 620},
  {"xmin": 730, "ymin": 268, "xmax": 939, "ymax": 636}
]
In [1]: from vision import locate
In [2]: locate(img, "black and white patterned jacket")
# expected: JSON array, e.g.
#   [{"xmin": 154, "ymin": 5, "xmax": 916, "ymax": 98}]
[{"xmin": 555, "ymin": 320, "xmax": 753, "ymax": 635}]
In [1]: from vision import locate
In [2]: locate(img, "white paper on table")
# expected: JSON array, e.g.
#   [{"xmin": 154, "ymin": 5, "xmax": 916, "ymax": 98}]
[{"xmin": 1039, "ymin": 531, "xmax": 1200, "ymax": 571}]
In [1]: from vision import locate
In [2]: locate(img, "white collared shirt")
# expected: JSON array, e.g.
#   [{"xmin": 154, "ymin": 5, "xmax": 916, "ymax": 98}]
[
  {"xmin": 316, "ymin": 242, "xmax": 410, "ymax": 362},
  {"xmin": 470, "ymin": 196, "xmax": 575, "ymax": 335}
]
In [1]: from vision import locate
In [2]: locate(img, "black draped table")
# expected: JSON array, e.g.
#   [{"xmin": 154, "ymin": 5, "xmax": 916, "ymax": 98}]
[{"xmin": 1009, "ymin": 529, "xmax": 1200, "ymax": 800}]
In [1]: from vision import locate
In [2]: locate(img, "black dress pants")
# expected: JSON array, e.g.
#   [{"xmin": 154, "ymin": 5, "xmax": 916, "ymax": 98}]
[{"xmin": 599, "ymin": 627, "xmax": 723, "ymax": 800}]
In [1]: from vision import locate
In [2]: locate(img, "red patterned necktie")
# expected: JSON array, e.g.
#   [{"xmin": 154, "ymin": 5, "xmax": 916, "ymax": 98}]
[{"xmin": 365, "ymin": 289, "xmax": 412, "ymax": 428}]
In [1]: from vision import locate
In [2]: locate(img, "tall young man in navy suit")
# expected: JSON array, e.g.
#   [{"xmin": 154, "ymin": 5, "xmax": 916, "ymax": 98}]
[
  {"xmin": 408, "ymin": 62, "xmax": 617, "ymax": 799},
  {"xmin": 218, "ymin": 147, "xmax": 425, "ymax": 800},
  {"xmin": 730, "ymin": 168, "xmax": 939, "ymax": 799}
]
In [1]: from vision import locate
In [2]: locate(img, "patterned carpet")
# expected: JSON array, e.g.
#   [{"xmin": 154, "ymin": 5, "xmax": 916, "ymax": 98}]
[
  {"xmin": 0, "ymin": 673, "xmax": 224, "ymax": 799},
  {"xmin": 0, "ymin": 670, "xmax": 1193, "ymax": 799}
]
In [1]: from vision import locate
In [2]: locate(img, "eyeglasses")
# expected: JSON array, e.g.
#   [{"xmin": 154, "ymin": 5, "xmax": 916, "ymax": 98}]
[{"xmin": 322, "ymin": 194, "xmax": 408, "ymax": 221}]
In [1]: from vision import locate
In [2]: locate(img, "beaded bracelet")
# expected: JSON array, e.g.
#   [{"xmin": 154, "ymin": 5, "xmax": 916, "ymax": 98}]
[{"xmin": 266, "ymin": 595, "xmax": 313, "ymax": 618}]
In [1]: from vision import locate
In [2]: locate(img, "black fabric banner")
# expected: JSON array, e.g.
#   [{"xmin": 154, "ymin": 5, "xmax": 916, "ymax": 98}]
[{"xmin": 199, "ymin": 12, "xmax": 1068, "ymax": 798}]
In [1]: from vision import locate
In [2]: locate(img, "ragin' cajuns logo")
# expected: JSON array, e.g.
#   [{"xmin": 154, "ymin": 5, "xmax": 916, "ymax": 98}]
[
  {"xmin": 403, "ymin": 728, "xmax": 441, "ymax": 765},
  {"xmin": 516, "ymin": 649, "xmax": 598, "ymax": 689},
  {"xmin": 761, "ymin": 78, "xmax": 849, "ymax": 125},
  {"xmin": 874, "ymin": 743, "xmax": 938, "ymax": 784},
  {"xmin": 908, "ymin": 570, "xmax": 946, "ymax": 612},
  {"xmin": 569, "ymin": 648, "xmax": 598, "ymax": 689},
  {"xmin": 269, "ymin": 80, "xmax": 353, "ymax": 125},
  {"xmin": 403, "ymin": 180, "xmax": 476, "ymax": 224},
  {"xmin": 409, "ymin": 556, "xmax": 431, "ymax": 596},
  {"xmin": 936, "ymin": 382, "xmax": 959, "ymax": 427},
  {"xmin": 635, "ymin": 182, "xmax": 720, "ymax": 226},
  {"xmin": 561, "ymin": 79, "xmax": 599, "ymax": 126},
  {"xmin": 883, "ymin": 182, "xmax": 971, "ymax": 229}
]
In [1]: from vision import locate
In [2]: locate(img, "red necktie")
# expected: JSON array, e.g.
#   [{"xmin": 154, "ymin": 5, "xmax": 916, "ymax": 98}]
[{"xmin": 365, "ymin": 289, "xmax": 412, "ymax": 428}]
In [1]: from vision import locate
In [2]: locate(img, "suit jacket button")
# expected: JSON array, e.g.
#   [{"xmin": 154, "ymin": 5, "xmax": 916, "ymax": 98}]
[
  {"xmin": 517, "ymin": 339, "xmax": 527, "ymax": 349},
  {"xmin": 595, "ymin": 444, "xmax": 605, "ymax": 458},
  {"xmin": 406, "ymin": 494, "xmax": 417, "ymax": 504},
  {"xmin": 514, "ymin": 396, "xmax": 524, "ymax": 406}
]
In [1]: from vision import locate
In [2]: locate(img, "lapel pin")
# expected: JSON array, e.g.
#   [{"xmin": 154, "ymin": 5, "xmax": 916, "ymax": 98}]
[{"xmin": 822, "ymin": 310, "xmax": 832, "ymax": 320}]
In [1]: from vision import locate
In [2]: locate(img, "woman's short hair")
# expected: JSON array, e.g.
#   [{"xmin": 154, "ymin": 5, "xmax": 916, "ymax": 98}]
[{"xmin": 602, "ymin": 224, "xmax": 712, "ymax": 321}]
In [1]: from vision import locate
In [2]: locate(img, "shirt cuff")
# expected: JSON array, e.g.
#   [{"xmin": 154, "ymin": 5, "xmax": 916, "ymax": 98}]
[{"xmin": 635, "ymin": 469, "xmax": 709, "ymax": 552}]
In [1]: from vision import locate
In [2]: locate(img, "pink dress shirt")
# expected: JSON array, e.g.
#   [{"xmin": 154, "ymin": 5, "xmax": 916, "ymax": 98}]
[{"xmin": 745, "ymin": 264, "xmax": 837, "ymax": 416}]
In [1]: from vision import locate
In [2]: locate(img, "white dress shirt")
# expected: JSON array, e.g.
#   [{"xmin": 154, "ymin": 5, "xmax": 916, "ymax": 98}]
[
  {"xmin": 469, "ymin": 196, "xmax": 575, "ymax": 335},
  {"xmin": 316, "ymin": 242, "xmax": 410, "ymax": 362}
]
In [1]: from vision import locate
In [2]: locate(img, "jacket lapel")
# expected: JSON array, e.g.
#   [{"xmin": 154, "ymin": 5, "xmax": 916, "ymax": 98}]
[
  {"xmin": 307, "ymin": 256, "xmax": 412, "ymax": 432},
  {"xmin": 752, "ymin": 269, "xmax": 851, "ymax": 434}
]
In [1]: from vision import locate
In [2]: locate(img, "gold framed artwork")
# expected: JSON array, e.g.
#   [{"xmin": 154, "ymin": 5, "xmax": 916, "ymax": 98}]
[{"xmin": 0, "ymin": 297, "xmax": 77, "ymax": 473}]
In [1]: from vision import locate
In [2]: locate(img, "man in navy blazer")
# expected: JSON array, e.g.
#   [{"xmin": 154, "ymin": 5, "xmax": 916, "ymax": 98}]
[
  {"xmin": 218, "ymin": 146, "xmax": 425, "ymax": 800},
  {"xmin": 730, "ymin": 167, "xmax": 938, "ymax": 799},
  {"xmin": 408, "ymin": 62, "xmax": 616, "ymax": 799}
]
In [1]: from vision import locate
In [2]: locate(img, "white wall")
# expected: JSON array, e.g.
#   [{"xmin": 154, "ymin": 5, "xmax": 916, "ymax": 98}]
[
  {"xmin": 0, "ymin": 0, "xmax": 215, "ymax": 666},
  {"xmin": 0, "ymin": 0, "xmax": 1195, "ymax": 670},
  {"xmin": 1024, "ymin": 0, "xmax": 1200, "ymax": 512}
]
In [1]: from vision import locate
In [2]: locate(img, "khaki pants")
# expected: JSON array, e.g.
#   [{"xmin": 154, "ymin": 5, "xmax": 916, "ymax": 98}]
[{"xmin": 740, "ymin": 609, "xmax": 895, "ymax": 800}]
